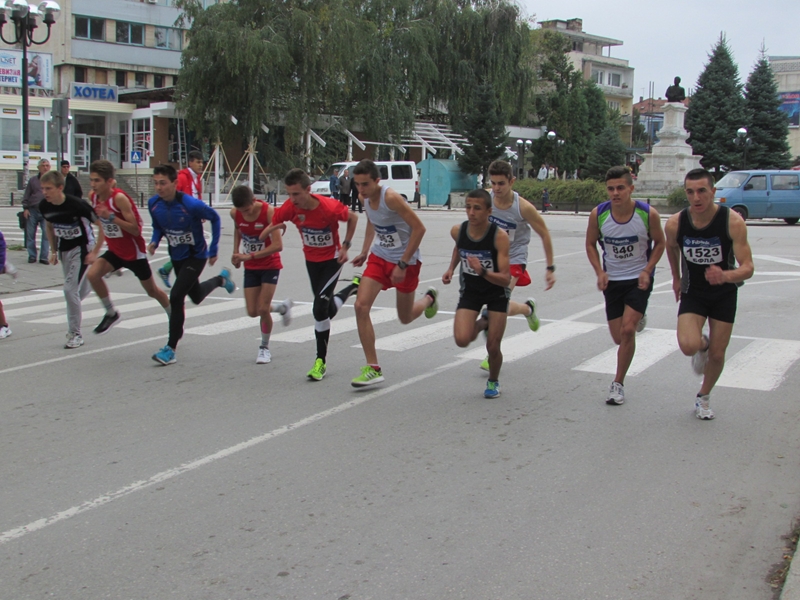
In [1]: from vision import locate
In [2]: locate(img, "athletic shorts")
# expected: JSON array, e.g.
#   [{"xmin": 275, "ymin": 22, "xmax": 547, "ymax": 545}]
[
  {"xmin": 362, "ymin": 253, "xmax": 421, "ymax": 294},
  {"xmin": 679, "ymin": 289, "xmax": 737, "ymax": 324},
  {"xmin": 510, "ymin": 264, "xmax": 531, "ymax": 287},
  {"xmin": 603, "ymin": 278, "xmax": 652, "ymax": 321},
  {"xmin": 244, "ymin": 268, "xmax": 280, "ymax": 288},
  {"xmin": 101, "ymin": 250, "xmax": 152, "ymax": 281},
  {"xmin": 457, "ymin": 287, "xmax": 509, "ymax": 314}
]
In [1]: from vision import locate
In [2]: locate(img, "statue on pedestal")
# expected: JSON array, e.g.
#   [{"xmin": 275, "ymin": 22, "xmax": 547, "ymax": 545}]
[{"xmin": 665, "ymin": 76, "xmax": 686, "ymax": 103}]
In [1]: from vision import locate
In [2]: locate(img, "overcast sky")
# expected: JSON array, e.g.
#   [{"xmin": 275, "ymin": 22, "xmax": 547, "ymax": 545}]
[{"xmin": 521, "ymin": 0, "xmax": 798, "ymax": 101}]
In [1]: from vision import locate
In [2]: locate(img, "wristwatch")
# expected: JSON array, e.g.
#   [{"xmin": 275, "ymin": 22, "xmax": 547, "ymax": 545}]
[
  {"xmin": 108, "ymin": 213, "xmax": 116, "ymax": 223},
  {"xmin": 341, "ymin": 240, "xmax": 352, "ymax": 249},
  {"xmin": 546, "ymin": 265, "xmax": 556, "ymax": 272},
  {"xmin": 397, "ymin": 260, "xmax": 408, "ymax": 269}
]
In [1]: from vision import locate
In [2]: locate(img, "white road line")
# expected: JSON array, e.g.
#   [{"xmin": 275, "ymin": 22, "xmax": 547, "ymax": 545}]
[
  {"xmin": 359, "ymin": 318, "xmax": 454, "ymax": 352},
  {"xmin": 270, "ymin": 308, "xmax": 398, "ymax": 343},
  {"xmin": 717, "ymin": 339, "xmax": 800, "ymax": 391},
  {"xmin": 6, "ymin": 293, "xmax": 142, "ymax": 318},
  {"xmin": 572, "ymin": 328, "xmax": 679, "ymax": 376},
  {"xmin": 0, "ymin": 356, "xmax": 471, "ymax": 545},
  {"xmin": 28, "ymin": 300, "xmax": 166, "ymax": 325},
  {"xmin": 186, "ymin": 305, "xmax": 314, "ymax": 336},
  {"xmin": 115, "ymin": 297, "xmax": 239, "ymax": 329},
  {"xmin": 0, "ymin": 292, "xmax": 57, "ymax": 306},
  {"xmin": 458, "ymin": 320, "xmax": 602, "ymax": 361},
  {"xmin": 753, "ymin": 254, "xmax": 800, "ymax": 268}
]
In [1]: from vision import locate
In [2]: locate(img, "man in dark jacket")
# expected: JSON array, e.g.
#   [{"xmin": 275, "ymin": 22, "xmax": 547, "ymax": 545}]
[{"xmin": 61, "ymin": 160, "xmax": 83, "ymax": 199}]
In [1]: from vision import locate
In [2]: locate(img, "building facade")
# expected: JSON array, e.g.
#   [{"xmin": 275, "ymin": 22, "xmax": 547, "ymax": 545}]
[{"xmin": 771, "ymin": 56, "xmax": 800, "ymax": 162}]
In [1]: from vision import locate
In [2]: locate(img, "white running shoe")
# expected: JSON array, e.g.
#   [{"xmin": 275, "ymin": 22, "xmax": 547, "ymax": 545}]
[
  {"xmin": 636, "ymin": 313, "xmax": 647, "ymax": 333},
  {"xmin": 5, "ymin": 261, "xmax": 18, "ymax": 281},
  {"xmin": 695, "ymin": 394, "xmax": 714, "ymax": 420},
  {"xmin": 0, "ymin": 325, "xmax": 11, "ymax": 339},
  {"xmin": 64, "ymin": 333, "xmax": 84, "ymax": 349},
  {"xmin": 281, "ymin": 299, "xmax": 293, "ymax": 327},
  {"xmin": 607, "ymin": 381, "xmax": 625, "ymax": 405},
  {"xmin": 256, "ymin": 346, "xmax": 271, "ymax": 364},
  {"xmin": 691, "ymin": 334, "xmax": 709, "ymax": 375}
]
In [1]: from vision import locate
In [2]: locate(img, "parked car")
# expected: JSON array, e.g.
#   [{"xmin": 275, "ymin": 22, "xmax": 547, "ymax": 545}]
[
  {"xmin": 310, "ymin": 161, "xmax": 419, "ymax": 201},
  {"xmin": 714, "ymin": 170, "xmax": 800, "ymax": 225}
]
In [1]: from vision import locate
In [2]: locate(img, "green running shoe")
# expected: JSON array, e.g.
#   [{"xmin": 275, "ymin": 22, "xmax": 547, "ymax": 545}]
[
  {"xmin": 424, "ymin": 287, "xmax": 439, "ymax": 319},
  {"xmin": 351, "ymin": 365, "xmax": 385, "ymax": 388},
  {"xmin": 479, "ymin": 356, "xmax": 490, "ymax": 371},
  {"xmin": 307, "ymin": 358, "xmax": 326, "ymax": 381},
  {"xmin": 525, "ymin": 298, "xmax": 540, "ymax": 332}
]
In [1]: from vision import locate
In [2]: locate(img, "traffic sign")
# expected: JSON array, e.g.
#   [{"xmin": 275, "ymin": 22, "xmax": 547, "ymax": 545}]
[{"xmin": 131, "ymin": 151, "xmax": 142, "ymax": 164}]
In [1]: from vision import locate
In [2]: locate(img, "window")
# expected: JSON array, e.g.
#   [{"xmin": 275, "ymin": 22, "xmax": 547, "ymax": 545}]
[
  {"xmin": 771, "ymin": 174, "xmax": 800, "ymax": 190},
  {"xmin": 116, "ymin": 70, "xmax": 127, "ymax": 88},
  {"xmin": 134, "ymin": 72, "xmax": 146, "ymax": 88},
  {"xmin": 572, "ymin": 41, "xmax": 583, "ymax": 52},
  {"xmin": 119, "ymin": 121, "xmax": 129, "ymax": 164},
  {"xmin": 172, "ymin": 75, "xmax": 179, "ymax": 86},
  {"xmin": 95, "ymin": 69, "xmax": 108, "ymax": 85},
  {"xmin": 746, "ymin": 175, "xmax": 767, "ymax": 191},
  {"xmin": 29, "ymin": 121, "xmax": 44, "ymax": 152},
  {"xmin": 132, "ymin": 118, "xmax": 150, "ymax": 155},
  {"xmin": 154, "ymin": 27, "xmax": 182, "ymax": 51},
  {"xmin": 0, "ymin": 117, "xmax": 20, "ymax": 151},
  {"xmin": 391, "ymin": 164, "xmax": 413, "ymax": 180},
  {"xmin": 154, "ymin": 74, "xmax": 164, "ymax": 88},
  {"xmin": 609, "ymin": 73, "xmax": 621, "ymax": 87},
  {"xmin": 116, "ymin": 21, "xmax": 144, "ymax": 45},
  {"xmin": 608, "ymin": 100, "xmax": 620, "ymax": 111},
  {"xmin": 591, "ymin": 69, "xmax": 605, "ymax": 85},
  {"xmin": 74, "ymin": 66, "xmax": 86, "ymax": 83},
  {"xmin": 75, "ymin": 16, "xmax": 104, "ymax": 41},
  {"xmin": 47, "ymin": 120, "xmax": 59, "ymax": 152}
]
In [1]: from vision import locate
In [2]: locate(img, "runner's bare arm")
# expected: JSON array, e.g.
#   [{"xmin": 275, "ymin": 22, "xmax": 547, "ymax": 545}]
[
  {"xmin": 385, "ymin": 189, "xmax": 426, "ymax": 265},
  {"xmin": 640, "ymin": 206, "xmax": 666, "ymax": 289},
  {"xmin": 111, "ymin": 193, "xmax": 142, "ymax": 236},
  {"xmin": 706, "ymin": 210, "xmax": 754, "ymax": 285},
  {"xmin": 352, "ymin": 220, "xmax": 375, "ymax": 267},
  {"xmin": 519, "ymin": 196, "xmax": 555, "ymax": 288},
  {"xmin": 442, "ymin": 225, "xmax": 460, "ymax": 284},
  {"xmin": 664, "ymin": 214, "xmax": 683, "ymax": 301}
]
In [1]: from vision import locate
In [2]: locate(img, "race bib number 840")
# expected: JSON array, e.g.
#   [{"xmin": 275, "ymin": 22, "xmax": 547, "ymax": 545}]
[{"xmin": 683, "ymin": 237, "xmax": 722, "ymax": 265}]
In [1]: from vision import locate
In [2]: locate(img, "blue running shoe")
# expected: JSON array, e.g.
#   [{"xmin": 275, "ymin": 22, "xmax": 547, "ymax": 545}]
[
  {"xmin": 158, "ymin": 266, "xmax": 172, "ymax": 288},
  {"xmin": 484, "ymin": 380, "xmax": 501, "ymax": 399},
  {"xmin": 152, "ymin": 345, "xmax": 176, "ymax": 365},
  {"xmin": 219, "ymin": 268, "xmax": 236, "ymax": 294}
]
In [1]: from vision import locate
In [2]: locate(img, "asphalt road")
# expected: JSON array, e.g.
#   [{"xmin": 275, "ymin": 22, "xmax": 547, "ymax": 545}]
[{"xmin": 1, "ymin": 204, "xmax": 799, "ymax": 600}]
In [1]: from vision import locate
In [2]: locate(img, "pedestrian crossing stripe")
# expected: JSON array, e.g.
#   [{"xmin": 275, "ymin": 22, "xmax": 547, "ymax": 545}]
[
  {"xmin": 573, "ymin": 329, "xmax": 678, "ymax": 377},
  {"xmin": 716, "ymin": 339, "xmax": 800, "ymax": 391},
  {"xmin": 269, "ymin": 308, "xmax": 399, "ymax": 343}
]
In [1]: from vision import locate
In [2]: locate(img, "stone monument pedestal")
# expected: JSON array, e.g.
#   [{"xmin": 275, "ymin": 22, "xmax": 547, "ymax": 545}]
[{"xmin": 636, "ymin": 102, "xmax": 702, "ymax": 195}]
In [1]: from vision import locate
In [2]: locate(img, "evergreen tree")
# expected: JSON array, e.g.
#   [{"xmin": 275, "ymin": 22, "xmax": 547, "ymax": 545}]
[
  {"xmin": 685, "ymin": 34, "xmax": 747, "ymax": 177},
  {"xmin": 631, "ymin": 109, "xmax": 649, "ymax": 148},
  {"xmin": 583, "ymin": 81, "xmax": 608, "ymax": 138},
  {"xmin": 744, "ymin": 53, "xmax": 792, "ymax": 169},
  {"xmin": 456, "ymin": 83, "xmax": 507, "ymax": 181},
  {"xmin": 583, "ymin": 126, "xmax": 628, "ymax": 180}
]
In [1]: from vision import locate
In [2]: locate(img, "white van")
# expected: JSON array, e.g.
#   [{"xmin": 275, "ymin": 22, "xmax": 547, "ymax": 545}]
[{"xmin": 310, "ymin": 161, "xmax": 419, "ymax": 202}]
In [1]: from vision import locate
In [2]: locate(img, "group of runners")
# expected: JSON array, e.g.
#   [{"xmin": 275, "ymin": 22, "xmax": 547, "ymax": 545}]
[{"xmin": 0, "ymin": 156, "xmax": 754, "ymax": 419}]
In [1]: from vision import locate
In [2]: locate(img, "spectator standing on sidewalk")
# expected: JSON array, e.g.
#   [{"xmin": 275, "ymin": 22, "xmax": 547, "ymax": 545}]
[{"xmin": 22, "ymin": 158, "xmax": 52, "ymax": 264}]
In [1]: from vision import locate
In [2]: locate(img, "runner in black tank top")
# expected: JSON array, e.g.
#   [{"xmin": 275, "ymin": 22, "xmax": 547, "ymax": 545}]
[
  {"xmin": 442, "ymin": 189, "xmax": 511, "ymax": 399},
  {"xmin": 665, "ymin": 169, "xmax": 754, "ymax": 420}
]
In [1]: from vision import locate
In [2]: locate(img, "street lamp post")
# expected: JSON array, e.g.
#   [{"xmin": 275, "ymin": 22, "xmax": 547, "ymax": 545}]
[
  {"xmin": 547, "ymin": 130, "xmax": 565, "ymax": 178},
  {"xmin": 516, "ymin": 138, "xmax": 532, "ymax": 179},
  {"xmin": 0, "ymin": 0, "xmax": 61, "ymax": 188},
  {"xmin": 735, "ymin": 127, "xmax": 752, "ymax": 170}
]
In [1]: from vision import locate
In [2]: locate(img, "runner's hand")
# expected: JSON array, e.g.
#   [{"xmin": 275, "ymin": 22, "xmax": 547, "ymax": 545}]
[
  {"xmin": 208, "ymin": 256, "xmax": 218, "ymax": 266},
  {"xmin": 351, "ymin": 252, "xmax": 367, "ymax": 267},
  {"xmin": 147, "ymin": 243, "xmax": 157, "ymax": 255},
  {"xmin": 637, "ymin": 270, "xmax": 651, "ymax": 291},
  {"xmin": 596, "ymin": 272, "xmax": 609, "ymax": 291},
  {"xmin": 442, "ymin": 269, "xmax": 453, "ymax": 285},
  {"xmin": 672, "ymin": 277, "xmax": 681, "ymax": 302},
  {"xmin": 544, "ymin": 269, "xmax": 556, "ymax": 290}
]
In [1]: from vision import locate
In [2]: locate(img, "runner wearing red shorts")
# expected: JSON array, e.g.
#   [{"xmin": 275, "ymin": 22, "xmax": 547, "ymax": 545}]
[
  {"xmin": 230, "ymin": 185, "xmax": 292, "ymax": 364},
  {"xmin": 349, "ymin": 159, "xmax": 438, "ymax": 388},
  {"xmin": 86, "ymin": 159, "xmax": 170, "ymax": 334}
]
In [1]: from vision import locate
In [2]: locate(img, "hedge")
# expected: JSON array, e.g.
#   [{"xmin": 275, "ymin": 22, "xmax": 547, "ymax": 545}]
[{"xmin": 512, "ymin": 179, "xmax": 607, "ymax": 208}]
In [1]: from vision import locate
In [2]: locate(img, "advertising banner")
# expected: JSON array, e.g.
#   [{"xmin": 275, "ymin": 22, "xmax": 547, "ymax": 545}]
[
  {"xmin": 0, "ymin": 50, "xmax": 54, "ymax": 90},
  {"xmin": 779, "ymin": 91, "xmax": 800, "ymax": 127}
]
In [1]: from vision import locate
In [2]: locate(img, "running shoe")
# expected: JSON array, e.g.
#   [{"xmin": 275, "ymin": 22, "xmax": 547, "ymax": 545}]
[
  {"xmin": 352, "ymin": 274, "xmax": 361, "ymax": 287},
  {"xmin": 256, "ymin": 346, "xmax": 271, "ymax": 364},
  {"xmin": 281, "ymin": 299, "xmax": 293, "ymax": 327},
  {"xmin": 158, "ymin": 266, "xmax": 172, "ymax": 288},
  {"xmin": 695, "ymin": 393, "xmax": 714, "ymax": 420},
  {"xmin": 0, "ymin": 325, "xmax": 11, "ymax": 339},
  {"xmin": 351, "ymin": 365, "xmax": 385, "ymax": 387},
  {"xmin": 691, "ymin": 334, "xmax": 709, "ymax": 375},
  {"xmin": 606, "ymin": 381, "xmax": 625, "ymax": 405},
  {"xmin": 307, "ymin": 358, "xmax": 326, "ymax": 381},
  {"xmin": 94, "ymin": 311, "xmax": 121, "ymax": 335},
  {"xmin": 525, "ymin": 298, "xmax": 540, "ymax": 332},
  {"xmin": 484, "ymin": 380, "xmax": 501, "ymax": 398},
  {"xmin": 424, "ymin": 287, "xmax": 439, "ymax": 319},
  {"xmin": 636, "ymin": 313, "xmax": 647, "ymax": 333},
  {"xmin": 219, "ymin": 268, "xmax": 236, "ymax": 294},
  {"xmin": 479, "ymin": 356, "xmax": 490, "ymax": 371},
  {"xmin": 64, "ymin": 333, "xmax": 84, "ymax": 349},
  {"xmin": 152, "ymin": 345, "xmax": 176, "ymax": 365},
  {"xmin": 5, "ymin": 261, "xmax": 18, "ymax": 281}
]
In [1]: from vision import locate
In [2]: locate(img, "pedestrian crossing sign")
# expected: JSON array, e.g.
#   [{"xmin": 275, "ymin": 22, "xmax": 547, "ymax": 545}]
[{"xmin": 131, "ymin": 151, "xmax": 142, "ymax": 164}]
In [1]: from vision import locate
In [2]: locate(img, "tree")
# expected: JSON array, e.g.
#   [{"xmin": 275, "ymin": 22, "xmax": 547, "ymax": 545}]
[
  {"xmin": 631, "ymin": 109, "xmax": 649, "ymax": 148},
  {"xmin": 685, "ymin": 34, "xmax": 747, "ymax": 177},
  {"xmin": 456, "ymin": 83, "xmax": 507, "ymax": 181},
  {"xmin": 744, "ymin": 52, "xmax": 792, "ymax": 169},
  {"xmin": 583, "ymin": 126, "xmax": 628, "ymax": 180}
]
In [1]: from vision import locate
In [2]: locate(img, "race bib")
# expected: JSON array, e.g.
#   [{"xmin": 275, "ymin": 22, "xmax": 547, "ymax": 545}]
[
  {"xmin": 489, "ymin": 216, "xmax": 516, "ymax": 242},
  {"xmin": 460, "ymin": 249, "xmax": 494, "ymax": 276},
  {"xmin": 605, "ymin": 235, "xmax": 640, "ymax": 261},
  {"xmin": 683, "ymin": 237, "xmax": 722, "ymax": 265},
  {"xmin": 101, "ymin": 219, "xmax": 123, "ymax": 238},
  {"xmin": 241, "ymin": 234, "xmax": 264, "ymax": 254},
  {"xmin": 301, "ymin": 227, "xmax": 333, "ymax": 248},
  {"xmin": 53, "ymin": 224, "xmax": 81, "ymax": 239},
  {"xmin": 166, "ymin": 231, "xmax": 195, "ymax": 247},
  {"xmin": 373, "ymin": 224, "xmax": 401, "ymax": 249}
]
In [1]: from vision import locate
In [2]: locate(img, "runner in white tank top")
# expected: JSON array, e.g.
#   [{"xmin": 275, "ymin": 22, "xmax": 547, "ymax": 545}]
[{"xmin": 349, "ymin": 159, "xmax": 439, "ymax": 388}]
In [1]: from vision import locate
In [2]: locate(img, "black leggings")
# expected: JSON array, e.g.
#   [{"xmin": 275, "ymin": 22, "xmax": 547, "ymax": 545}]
[{"xmin": 169, "ymin": 257, "xmax": 221, "ymax": 348}]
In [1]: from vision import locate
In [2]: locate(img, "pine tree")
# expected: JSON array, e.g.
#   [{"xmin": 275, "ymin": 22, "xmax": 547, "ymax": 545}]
[
  {"xmin": 456, "ymin": 83, "xmax": 507, "ymax": 181},
  {"xmin": 685, "ymin": 34, "xmax": 747, "ymax": 177},
  {"xmin": 744, "ymin": 52, "xmax": 792, "ymax": 169},
  {"xmin": 583, "ymin": 126, "xmax": 628, "ymax": 180}
]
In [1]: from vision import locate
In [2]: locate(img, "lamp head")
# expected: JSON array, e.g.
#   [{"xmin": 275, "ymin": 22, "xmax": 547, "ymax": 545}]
[
  {"xmin": 26, "ymin": 2, "xmax": 42, "ymax": 24},
  {"xmin": 516, "ymin": 139, "xmax": 523, "ymax": 147},
  {"xmin": 547, "ymin": 131, "xmax": 556, "ymax": 141},
  {"xmin": 37, "ymin": 1, "xmax": 59, "ymax": 25},
  {"xmin": 5, "ymin": 0, "xmax": 29, "ymax": 20},
  {"xmin": 525, "ymin": 139, "xmax": 532, "ymax": 148},
  {"xmin": 737, "ymin": 127, "xmax": 747, "ymax": 138}
]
